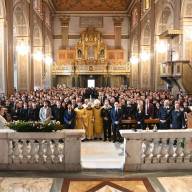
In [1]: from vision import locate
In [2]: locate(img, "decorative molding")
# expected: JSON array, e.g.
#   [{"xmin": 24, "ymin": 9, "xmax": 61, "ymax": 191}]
[
  {"xmin": 79, "ymin": 16, "xmax": 103, "ymax": 28},
  {"xmin": 53, "ymin": 34, "xmax": 129, "ymax": 39},
  {"xmin": 60, "ymin": 16, "xmax": 70, "ymax": 27}
]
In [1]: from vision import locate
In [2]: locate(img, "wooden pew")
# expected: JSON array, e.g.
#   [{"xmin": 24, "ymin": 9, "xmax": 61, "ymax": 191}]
[
  {"xmin": 121, "ymin": 118, "xmax": 160, "ymax": 129},
  {"xmin": 121, "ymin": 118, "xmax": 160, "ymax": 125},
  {"xmin": 187, "ymin": 112, "xmax": 192, "ymax": 128}
]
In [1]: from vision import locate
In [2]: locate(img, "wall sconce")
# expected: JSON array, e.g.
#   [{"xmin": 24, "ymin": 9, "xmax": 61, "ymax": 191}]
[
  {"xmin": 140, "ymin": 51, "xmax": 150, "ymax": 61},
  {"xmin": 155, "ymin": 40, "xmax": 169, "ymax": 53},
  {"xmin": 185, "ymin": 28, "xmax": 192, "ymax": 40},
  {"xmin": 33, "ymin": 51, "xmax": 44, "ymax": 61},
  {"xmin": 44, "ymin": 55, "xmax": 53, "ymax": 65},
  {"xmin": 130, "ymin": 56, "xmax": 139, "ymax": 64},
  {"xmin": 16, "ymin": 40, "xmax": 29, "ymax": 55}
]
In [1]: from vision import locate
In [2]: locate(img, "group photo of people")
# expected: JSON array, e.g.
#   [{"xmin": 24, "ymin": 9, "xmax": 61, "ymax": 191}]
[{"xmin": 0, "ymin": 87, "xmax": 192, "ymax": 143}]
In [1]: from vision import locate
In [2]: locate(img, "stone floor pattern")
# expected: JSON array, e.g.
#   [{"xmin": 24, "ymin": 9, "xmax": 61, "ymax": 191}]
[
  {"xmin": 0, "ymin": 142, "xmax": 192, "ymax": 192},
  {"xmin": 0, "ymin": 175, "xmax": 192, "ymax": 192}
]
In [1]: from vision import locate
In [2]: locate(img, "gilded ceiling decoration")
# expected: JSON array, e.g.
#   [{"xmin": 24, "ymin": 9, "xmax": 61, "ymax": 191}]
[{"xmin": 52, "ymin": 0, "xmax": 130, "ymax": 11}]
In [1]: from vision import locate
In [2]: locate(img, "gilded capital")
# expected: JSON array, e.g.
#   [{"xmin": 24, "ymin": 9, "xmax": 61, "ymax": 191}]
[
  {"xmin": 113, "ymin": 17, "xmax": 124, "ymax": 26},
  {"xmin": 60, "ymin": 16, "xmax": 70, "ymax": 27}
]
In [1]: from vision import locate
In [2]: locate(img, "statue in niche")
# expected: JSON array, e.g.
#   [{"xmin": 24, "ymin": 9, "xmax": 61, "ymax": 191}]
[
  {"xmin": 99, "ymin": 49, "xmax": 105, "ymax": 59},
  {"xmin": 77, "ymin": 49, "xmax": 82, "ymax": 59}
]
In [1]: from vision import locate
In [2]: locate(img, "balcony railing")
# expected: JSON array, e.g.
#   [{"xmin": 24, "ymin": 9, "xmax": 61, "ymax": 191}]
[
  {"xmin": 52, "ymin": 64, "xmax": 130, "ymax": 75},
  {"xmin": 120, "ymin": 129, "xmax": 192, "ymax": 171},
  {"xmin": 160, "ymin": 60, "xmax": 189, "ymax": 78},
  {"xmin": 0, "ymin": 129, "xmax": 84, "ymax": 171}
]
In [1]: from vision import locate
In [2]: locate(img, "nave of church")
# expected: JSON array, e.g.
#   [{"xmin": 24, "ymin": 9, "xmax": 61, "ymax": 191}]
[{"xmin": 1, "ymin": 0, "xmax": 192, "ymax": 192}]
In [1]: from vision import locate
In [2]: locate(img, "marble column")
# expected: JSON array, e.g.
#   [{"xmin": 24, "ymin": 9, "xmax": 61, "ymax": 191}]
[
  {"xmin": 29, "ymin": 1, "xmax": 34, "ymax": 91},
  {"xmin": 0, "ymin": 19, "xmax": 6, "ymax": 94},
  {"xmin": 6, "ymin": 0, "xmax": 14, "ymax": 95},
  {"xmin": 113, "ymin": 17, "xmax": 124, "ymax": 49},
  {"xmin": 60, "ymin": 16, "xmax": 70, "ymax": 49}
]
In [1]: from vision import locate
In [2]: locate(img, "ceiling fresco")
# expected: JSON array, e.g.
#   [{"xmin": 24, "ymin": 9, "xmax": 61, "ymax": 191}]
[{"xmin": 52, "ymin": 0, "xmax": 130, "ymax": 11}]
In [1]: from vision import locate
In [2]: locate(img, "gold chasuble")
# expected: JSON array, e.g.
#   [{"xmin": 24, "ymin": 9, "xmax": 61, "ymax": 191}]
[
  {"xmin": 84, "ymin": 107, "xmax": 94, "ymax": 140},
  {"xmin": 93, "ymin": 106, "xmax": 103, "ymax": 138},
  {"xmin": 74, "ymin": 107, "xmax": 86, "ymax": 129}
]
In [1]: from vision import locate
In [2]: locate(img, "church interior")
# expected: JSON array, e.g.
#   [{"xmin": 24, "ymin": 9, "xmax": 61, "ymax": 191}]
[{"xmin": 0, "ymin": 0, "xmax": 192, "ymax": 192}]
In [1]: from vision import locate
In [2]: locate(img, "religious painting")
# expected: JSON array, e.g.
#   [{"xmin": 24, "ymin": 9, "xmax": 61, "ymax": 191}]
[
  {"xmin": 53, "ymin": 0, "xmax": 129, "ymax": 11},
  {"xmin": 87, "ymin": 46, "xmax": 95, "ymax": 59},
  {"xmin": 80, "ymin": 17, "xmax": 103, "ymax": 28}
]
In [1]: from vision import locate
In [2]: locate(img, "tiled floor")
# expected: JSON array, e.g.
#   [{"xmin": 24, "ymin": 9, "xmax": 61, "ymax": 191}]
[
  {"xmin": 62, "ymin": 178, "xmax": 155, "ymax": 192},
  {"xmin": 0, "ymin": 174, "xmax": 192, "ymax": 192},
  {"xmin": 0, "ymin": 177, "xmax": 53, "ymax": 192}
]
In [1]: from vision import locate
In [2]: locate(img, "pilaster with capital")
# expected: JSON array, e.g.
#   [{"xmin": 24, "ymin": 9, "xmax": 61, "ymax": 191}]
[{"xmin": 60, "ymin": 16, "xmax": 70, "ymax": 49}]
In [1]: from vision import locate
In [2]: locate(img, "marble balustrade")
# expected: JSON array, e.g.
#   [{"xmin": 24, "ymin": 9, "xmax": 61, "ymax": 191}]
[
  {"xmin": 120, "ymin": 129, "xmax": 192, "ymax": 171},
  {"xmin": 0, "ymin": 129, "xmax": 85, "ymax": 171}
]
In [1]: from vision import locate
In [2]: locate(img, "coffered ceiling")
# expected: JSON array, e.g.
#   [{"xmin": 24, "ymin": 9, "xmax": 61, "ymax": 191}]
[{"xmin": 52, "ymin": 0, "xmax": 131, "ymax": 12}]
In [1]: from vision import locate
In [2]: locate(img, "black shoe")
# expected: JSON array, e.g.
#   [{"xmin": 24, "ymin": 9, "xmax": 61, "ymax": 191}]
[{"xmin": 103, "ymin": 139, "xmax": 107, "ymax": 142}]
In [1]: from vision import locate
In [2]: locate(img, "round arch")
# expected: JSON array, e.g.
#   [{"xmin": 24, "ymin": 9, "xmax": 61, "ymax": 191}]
[
  {"xmin": 154, "ymin": 5, "xmax": 174, "ymax": 90},
  {"xmin": 181, "ymin": 0, "xmax": 192, "ymax": 62},
  {"xmin": 33, "ymin": 22, "xmax": 43, "ymax": 90},
  {"xmin": 13, "ymin": 4, "xmax": 30, "ymax": 91}
]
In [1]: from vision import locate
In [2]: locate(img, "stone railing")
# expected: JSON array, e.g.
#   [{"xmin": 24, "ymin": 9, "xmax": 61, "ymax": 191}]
[
  {"xmin": 120, "ymin": 129, "xmax": 192, "ymax": 171},
  {"xmin": 52, "ymin": 65, "xmax": 74, "ymax": 75},
  {"xmin": 0, "ymin": 129, "xmax": 84, "ymax": 172},
  {"xmin": 52, "ymin": 64, "xmax": 130, "ymax": 75}
]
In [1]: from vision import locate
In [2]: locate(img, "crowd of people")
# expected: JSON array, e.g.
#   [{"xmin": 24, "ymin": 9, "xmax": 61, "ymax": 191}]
[{"xmin": 0, "ymin": 87, "xmax": 191, "ymax": 143}]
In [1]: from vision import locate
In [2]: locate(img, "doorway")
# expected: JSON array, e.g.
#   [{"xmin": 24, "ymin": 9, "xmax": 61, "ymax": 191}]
[{"xmin": 87, "ymin": 79, "xmax": 95, "ymax": 88}]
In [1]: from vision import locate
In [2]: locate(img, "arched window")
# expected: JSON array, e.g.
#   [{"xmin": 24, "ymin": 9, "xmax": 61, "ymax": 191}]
[
  {"xmin": 144, "ymin": 0, "xmax": 150, "ymax": 11},
  {"xmin": 13, "ymin": 5, "xmax": 30, "ymax": 91}
]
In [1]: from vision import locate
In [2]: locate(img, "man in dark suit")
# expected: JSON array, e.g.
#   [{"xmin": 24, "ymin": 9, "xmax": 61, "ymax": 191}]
[
  {"xmin": 144, "ymin": 98, "xmax": 154, "ymax": 119},
  {"xmin": 19, "ymin": 103, "xmax": 29, "ymax": 121},
  {"xmin": 101, "ymin": 100, "xmax": 112, "ymax": 141},
  {"xmin": 159, "ymin": 100, "xmax": 172, "ymax": 129},
  {"xmin": 52, "ymin": 101, "xmax": 64, "ymax": 124},
  {"xmin": 63, "ymin": 103, "xmax": 76, "ymax": 129},
  {"xmin": 28, "ymin": 102, "xmax": 39, "ymax": 121},
  {"xmin": 110, "ymin": 102, "xmax": 123, "ymax": 143},
  {"xmin": 171, "ymin": 102, "xmax": 185, "ymax": 129}
]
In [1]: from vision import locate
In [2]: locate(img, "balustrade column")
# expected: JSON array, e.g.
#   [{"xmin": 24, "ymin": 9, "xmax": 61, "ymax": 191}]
[
  {"xmin": 184, "ymin": 138, "xmax": 191, "ymax": 163},
  {"xmin": 152, "ymin": 138, "xmax": 160, "ymax": 163},
  {"xmin": 168, "ymin": 138, "xmax": 175, "ymax": 163}
]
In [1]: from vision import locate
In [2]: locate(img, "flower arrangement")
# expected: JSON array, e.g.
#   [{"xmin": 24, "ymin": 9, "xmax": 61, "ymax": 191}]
[{"xmin": 7, "ymin": 121, "xmax": 64, "ymax": 132}]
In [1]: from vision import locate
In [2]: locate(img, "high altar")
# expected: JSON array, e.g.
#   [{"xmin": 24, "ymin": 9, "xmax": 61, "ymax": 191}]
[{"xmin": 52, "ymin": 28, "xmax": 130, "ymax": 87}]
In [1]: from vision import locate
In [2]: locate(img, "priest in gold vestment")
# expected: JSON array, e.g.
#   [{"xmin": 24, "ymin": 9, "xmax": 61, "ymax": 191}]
[
  {"xmin": 84, "ymin": 102, "xmax": 94, "ymax": 140},
  {"xmin": 74, "ymin": 102, "xmax": 86, "ymax": 129},
  {"xmin": 93, "ymin": 99, "xmax": 103, "ymax": 139}
]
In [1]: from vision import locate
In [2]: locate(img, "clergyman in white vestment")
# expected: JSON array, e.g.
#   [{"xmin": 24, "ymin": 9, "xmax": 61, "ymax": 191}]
[{"xmin": 0, "ymin": 107, "xmax": 8, "ymax": 129}]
